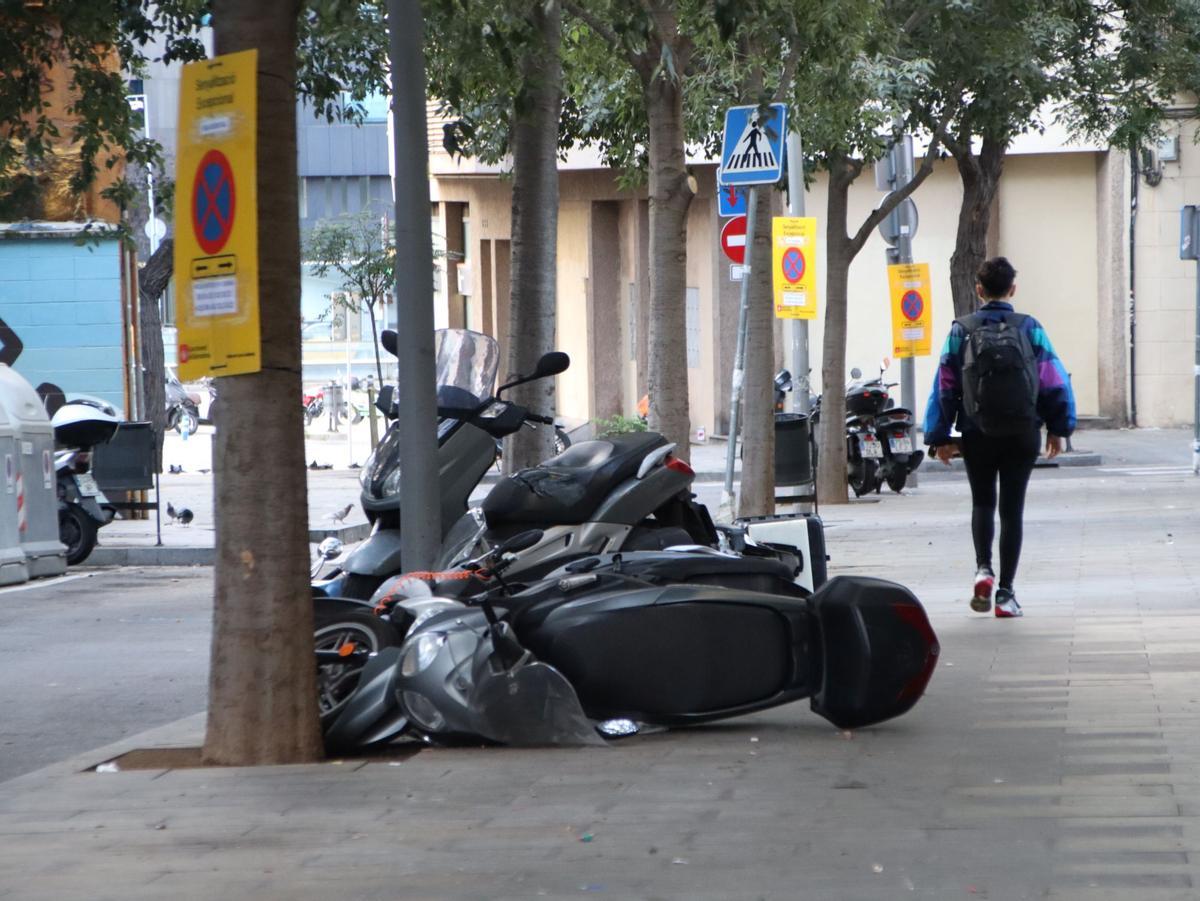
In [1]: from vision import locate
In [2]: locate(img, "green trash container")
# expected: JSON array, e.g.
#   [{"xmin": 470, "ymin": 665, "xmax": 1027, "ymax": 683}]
[{"xmin": 774, "ymin": 412, "xmax": 814, "ymax": 486}]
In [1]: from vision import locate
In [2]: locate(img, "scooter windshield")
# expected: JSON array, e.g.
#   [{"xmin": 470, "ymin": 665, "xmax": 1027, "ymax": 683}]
[
  {"xmin": 435, "ymin": 329, "xmax": 500, "ymax": 403},
  {"xmin": 468, "ymin": 642, "xmax": 605, "ymax": 748}
]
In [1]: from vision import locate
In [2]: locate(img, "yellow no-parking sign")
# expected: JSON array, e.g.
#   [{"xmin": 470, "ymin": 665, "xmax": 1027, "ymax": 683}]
[
  {"xmin": 888, "ymin": 262, "xmax": 933, "ymax": 358},
  {"xmin": 174, "ymin": 49, "xmax": 261, "ymax": 379},
  {"xmin": 772, "ymin": 217, "xmax": 818, "ymax": 320}
]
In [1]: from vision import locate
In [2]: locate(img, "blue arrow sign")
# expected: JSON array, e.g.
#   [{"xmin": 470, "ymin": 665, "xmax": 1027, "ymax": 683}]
[
  {"xmin": 717, "ymin": 182, "xmax": 747, "ymax": 217},
  {"xmin": 719, "ymin": 104, "xmax": 787, "ymax": 186}
]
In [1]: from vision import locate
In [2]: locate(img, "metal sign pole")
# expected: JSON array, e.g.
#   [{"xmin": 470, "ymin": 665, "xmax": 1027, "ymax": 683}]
[
  {"xmin": 1194, "ymin": 250, "xmax": 1200, "ymax": 475},
  {"xmin": 786, "ymin": 131, "xmax": 809, "ymax": 415},
  {"xmin": 892, "ymin": 135, "xmax": 918, "ymax": 486},
  {"xmin": 720, "ymin": 187, "xmax": 759, "ymax": 521}
]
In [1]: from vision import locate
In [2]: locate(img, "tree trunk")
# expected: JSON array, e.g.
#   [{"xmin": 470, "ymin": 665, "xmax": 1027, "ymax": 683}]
[
  {"xmin": 137, "ymin": 237, "xmax": 173, "ymax": 467},
  {"xmin": 503, "ymin": 0, "xmax": 562, "ymax": 474},
  {"xmin": 949, "ymin": 135, "xmax": 1005, "ymax": 318},
  {"xmin": 816, "ymin": 159, "xmax": 855, "ymax": 506},
  {"xmin": 642, "ymin": 72, "xmax": 694, "ymax": 462},
  {"xmin": 203, "ymin": 0, "xmax": 322, "ymax": 766},
  {"xmin": 737, "ymin": 183, "xmax": 775, "ymax": 517},
  {"xmin": 367, "ymin": 299, "xmax": 383, "ymax": 384}
]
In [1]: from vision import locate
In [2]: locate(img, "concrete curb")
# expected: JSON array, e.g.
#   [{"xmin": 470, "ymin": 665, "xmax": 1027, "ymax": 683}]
[
  {"xmin": 921, "ymin": 451, "xmax": 1102, "ymax": 472},
  {"xmin": 87, "ymin": 546, "xmax": 214, "ymax": 567}
]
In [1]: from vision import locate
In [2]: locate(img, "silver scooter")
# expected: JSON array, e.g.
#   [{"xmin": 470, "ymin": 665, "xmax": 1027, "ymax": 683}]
[{"xmin": 51, "ymin": 399, "xmax": 120, "ymax": 565}]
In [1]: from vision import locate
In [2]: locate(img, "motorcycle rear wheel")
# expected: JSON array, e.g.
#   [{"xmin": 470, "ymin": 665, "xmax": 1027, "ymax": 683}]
[
  {"xmin": 848, "ymin": 459, "xmax": 879, "ymax": 498},
  {"xmin": 59, "ymin": 505, "xmax": 98, "ymax": 565},
  {"xmin": 886, "ymin": 468, "xmax": 907, "ymax": 493},
  {"xmin": 314, "ymin": 606, "xmax": 400, "ymax": 729}
]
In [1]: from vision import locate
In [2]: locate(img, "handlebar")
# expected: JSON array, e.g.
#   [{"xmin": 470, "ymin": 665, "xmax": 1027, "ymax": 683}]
[{"xmin": 525, "ymin": 413, "xmax": 555, "ymax": 426}]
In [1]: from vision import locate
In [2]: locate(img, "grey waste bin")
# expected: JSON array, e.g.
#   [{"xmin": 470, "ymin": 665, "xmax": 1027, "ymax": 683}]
[
  {"xmin": 0, "ymin": 365, "xmax": 66, "ymax": 577},
  {"xmin": 774, "ymin": 412, "xmax": 814, "ymax": 487},
  {"xmin": 0, "ymin": 399, "xmax": 29, "ymax": 586}
]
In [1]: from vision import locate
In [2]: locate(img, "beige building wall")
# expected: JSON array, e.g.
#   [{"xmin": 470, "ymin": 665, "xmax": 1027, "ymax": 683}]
[
  {"xmin": 433, "ymin": 144, "xmax": 1137, "ymax": 435},
  {"xmin": 1130, "ymin": 119, "xmax": 1196, "ymax": 427}
]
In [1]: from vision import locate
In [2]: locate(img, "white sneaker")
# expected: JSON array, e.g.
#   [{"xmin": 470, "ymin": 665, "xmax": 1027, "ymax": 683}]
[
  {"xmin": 970, "ymin": 567, "xmax": 994, "ymax": 613},
  {"xmin": 995, "ymin": 588, "xmax": 1023, "ymax": 618}
]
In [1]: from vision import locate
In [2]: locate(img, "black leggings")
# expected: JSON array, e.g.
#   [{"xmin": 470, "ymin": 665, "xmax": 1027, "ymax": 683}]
[{"xmin": 960, "ymin": 429, "xmax": 1041, "ymax": 589}]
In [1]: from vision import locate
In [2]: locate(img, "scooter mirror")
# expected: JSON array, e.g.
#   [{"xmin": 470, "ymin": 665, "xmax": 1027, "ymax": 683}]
[
  {"xmin": 381, "ymin": 329, "xmax": 399, "ymax": 358},
  {"xmin": 850, "ymin": 367, "xmax": 863, "ymax": 379},
  {"xmin": 318, "ymin": 537, "xmax": 344, "ymax": 560},
  {"xmin": 532, "ymin": 351, "xmax": 570, "ymax": 379}
]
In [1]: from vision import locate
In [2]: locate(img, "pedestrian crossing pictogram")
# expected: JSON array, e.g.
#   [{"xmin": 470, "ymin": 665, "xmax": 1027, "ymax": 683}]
[{"xmin": 719, "ymin": 104, "xmax": 787, "ymax": 186}]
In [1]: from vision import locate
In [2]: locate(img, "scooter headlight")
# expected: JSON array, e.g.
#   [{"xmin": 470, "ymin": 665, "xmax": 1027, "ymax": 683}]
[
  {"xmin": 400, "ymin": 632, "xmax": 445, "ymax": 678},
  {"xmin": 359, "ymin": 450, "xmax": 376, "ymax": 489},
  {"xmin": 381, "ymin": 466, "xmax": 403, "ymax": 498},
  {"xmin": 400, "ymin": 690, "xmax": 447, "ymax": 732}
]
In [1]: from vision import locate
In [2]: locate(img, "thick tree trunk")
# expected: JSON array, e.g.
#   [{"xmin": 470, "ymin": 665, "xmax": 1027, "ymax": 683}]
[
  {"xmin": 737, "ymin": 183, "xmax": 775, "ymax": 517},
  {"xmin": 816, "ymin": 161, "xmax": 855, "ymax": 506},
  {"xmin": 203, "ymin": 0, "xmax": 322, "ymax": 765},
  {"xmin": 503, "ymin": 0, "xmax": 561, "ymax": 474},
  {"xmin": 949, "ymin": 136, "xmax": 1005, "ymax": 318},
  {"xmin": 643, "ymin": 74, "xmax": 694, "ymax": 462},
  {"xmin": 137, "ymin": 237, "xmax": 172, "ymax": 467}
]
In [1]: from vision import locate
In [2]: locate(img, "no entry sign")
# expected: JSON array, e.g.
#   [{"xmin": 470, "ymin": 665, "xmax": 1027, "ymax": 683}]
[{"xmin": 720, "ymin": 215, "xmax": 747, "ymax": 264}]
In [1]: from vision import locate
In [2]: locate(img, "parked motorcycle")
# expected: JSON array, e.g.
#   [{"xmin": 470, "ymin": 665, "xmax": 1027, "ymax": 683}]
[
  {"xmin": 165, "ymin": 369, "xmax": 201, "ymax": 437},
  {"xmin": 315, "ymin": 327, "xmax": 570, "ymax": 599},
  {"xmin": 51, "ymin": 399, "xmax": 119, "ymax": 564},
  {"xmin": 314, "ymin": 536, "xmax": 937, "ymax": 752},
  {"xmin": 845, "ymin": 363, "xmax": 925, "ymax": 495}
]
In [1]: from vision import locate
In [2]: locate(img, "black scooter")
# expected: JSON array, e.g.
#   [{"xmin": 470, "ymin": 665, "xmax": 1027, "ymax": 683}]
[{"xmin": 315, "ymin": 535, "xmax": 938, "ymax": 751}]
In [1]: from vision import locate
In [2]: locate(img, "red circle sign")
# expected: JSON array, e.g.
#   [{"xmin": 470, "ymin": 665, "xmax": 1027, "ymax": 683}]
[
  {"xmin": 720, "ymin": 215, "xmax": 747, "ymax": 264},
  {"xmin": 781, "ymin": 247, "xmax": 806, "ymax": 283},
  {"xmin": 901, "ymin": 290, "xmax": 924, "ymax": 321},
  {"xmin": 193, "ymin": 149, "xmax": 236, "ymax": 255}
]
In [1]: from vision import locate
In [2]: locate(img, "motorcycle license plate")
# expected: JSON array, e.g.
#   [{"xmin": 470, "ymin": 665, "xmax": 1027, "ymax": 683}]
[
  {"xmin": 859, "ymin": 437, "xmax": 884, "ymax": 459},
  {"xmin": 889, "ymin": 436, "xmax": 913, "ymax": 453},
  {"xmin": 75, "ymin": 474, "xmax": 101, "ymax": 497}
]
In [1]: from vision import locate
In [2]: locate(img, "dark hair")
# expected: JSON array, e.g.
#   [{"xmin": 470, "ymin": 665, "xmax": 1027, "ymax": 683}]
[{"xmin": 976, "ymin": 257, "xmax": 1016, "ymax": 299}]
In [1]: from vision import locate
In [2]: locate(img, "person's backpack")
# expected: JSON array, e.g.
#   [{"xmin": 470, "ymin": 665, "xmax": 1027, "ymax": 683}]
[{"xmin": 957, "ymin": 312, "xmax": 1039, "ymax": 436}]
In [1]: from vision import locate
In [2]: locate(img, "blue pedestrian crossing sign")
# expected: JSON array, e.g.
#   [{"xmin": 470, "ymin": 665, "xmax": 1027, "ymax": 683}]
[{"xmin": 719, "ymin": 104, "xmax": 787, "ymax": 186}]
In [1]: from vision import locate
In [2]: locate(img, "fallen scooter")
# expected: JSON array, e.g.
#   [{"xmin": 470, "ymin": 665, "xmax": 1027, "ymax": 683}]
[{"xmin": 315, "ymin": 535, "xmax": 938, "ymax": 752}]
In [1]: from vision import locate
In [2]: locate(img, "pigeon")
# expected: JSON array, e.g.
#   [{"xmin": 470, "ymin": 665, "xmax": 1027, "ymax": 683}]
[
  {"xmin": 329, "ymin": 504, "xmax": 353, "ymax": 525},
  {"xmin": 166, "ymin": 501, "xmax": 178, "ymax": 524},
  {"xmin": 168, "ymin": 464, "xmax": 184, "ymax": 474},
  {"xmin": 177, "ymin": 507, "xmax": 194, "ymax": 527}
]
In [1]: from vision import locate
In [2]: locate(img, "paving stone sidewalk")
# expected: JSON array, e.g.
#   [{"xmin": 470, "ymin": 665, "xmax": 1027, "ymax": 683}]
[{"xmin": 3, "ymin": 435, "xmax": 1197, "ymax": 900}]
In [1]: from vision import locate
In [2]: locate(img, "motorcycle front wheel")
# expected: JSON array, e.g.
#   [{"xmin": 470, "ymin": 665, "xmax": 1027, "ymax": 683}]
[
  {"xmin": 175, "ymin": 408, "xmax": 199, "ymax": 437},
  {"xmin": 59, "ymin": 505, "xmax": 98, "ymax": 565},
  {"xmin": 554, "ymin": 426, "xmax": 571, "ymax": 456},
  {"xmin": 848, "ymin": 459, "xmax": 878, "ymax": 498},
  {"xmin": 314, "ymin": 605, "xmax": 401, "ymax": 729},
  {"xmin": 886, "ymin": 467, "xmax": 908, "ymax": 493}
]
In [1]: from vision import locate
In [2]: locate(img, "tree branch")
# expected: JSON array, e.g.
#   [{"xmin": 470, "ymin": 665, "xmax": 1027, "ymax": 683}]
[
  {"xmin": 848, "ymin": 106, "xmax": 955, "ymax": 256},
  {"xmin": 562, "ymin": 1, "xmax": 646, "ymax": 72}
]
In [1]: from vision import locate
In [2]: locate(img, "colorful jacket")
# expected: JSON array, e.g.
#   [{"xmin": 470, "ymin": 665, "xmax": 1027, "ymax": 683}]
[{"xmin": 922, "ymin": 301, "xmax": 1076, "ymax": 445}]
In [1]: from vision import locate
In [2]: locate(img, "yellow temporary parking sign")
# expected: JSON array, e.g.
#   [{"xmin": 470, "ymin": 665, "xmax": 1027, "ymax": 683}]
[
  {"xmin": 888, "ymin": 262, "xmax": 933, "ymax": 358},
  {"xmin": 174, "ymin": 49, "xmax": 260, "ymax": 379},
  {"xmin": 772, "ymin": 217, "xmax": 818, "ymax": 320}
]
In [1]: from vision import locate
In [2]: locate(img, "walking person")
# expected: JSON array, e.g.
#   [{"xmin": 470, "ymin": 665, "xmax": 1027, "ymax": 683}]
[{"xmin": 923, "ymin": 257, "xmax": 1076, "ymax": 618}]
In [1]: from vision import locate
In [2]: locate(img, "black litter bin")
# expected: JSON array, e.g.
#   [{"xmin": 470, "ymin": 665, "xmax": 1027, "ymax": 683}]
[{"xmin": 774, "ymin": 412, "xmax": 813, "ymax": 486}]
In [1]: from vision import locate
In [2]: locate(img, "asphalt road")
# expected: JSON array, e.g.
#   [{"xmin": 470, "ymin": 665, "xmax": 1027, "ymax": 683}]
[{"xmin": 0, "ymin": 567, "xmax": 212, "ymax": 783}]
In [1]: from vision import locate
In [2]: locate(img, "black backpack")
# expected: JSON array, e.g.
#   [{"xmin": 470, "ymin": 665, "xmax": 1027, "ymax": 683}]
[{"xmin": 957, "ymin": 312, "xmax": 1039, "ymax": 436}]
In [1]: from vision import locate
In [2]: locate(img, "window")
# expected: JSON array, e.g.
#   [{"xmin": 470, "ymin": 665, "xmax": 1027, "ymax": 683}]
[
  {"xmin": 359, "ymin": 176, "xmax": 370, "ymax": 210},
  {"xmin": 298, "ymin": 177, "xmax": 308, "ymax": 219},
  {"xmin": 161, "ymin": 277, "xmax": 176, "ymax": 327}
]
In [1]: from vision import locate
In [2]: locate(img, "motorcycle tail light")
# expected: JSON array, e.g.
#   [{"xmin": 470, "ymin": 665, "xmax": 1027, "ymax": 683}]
[
  {"xmin": 665, "ymin": 455, "xmax": 694, "ymax": 477},
  {"xmin": 892, "ymin": 602, "xmax": 940, "ymax": 704}
]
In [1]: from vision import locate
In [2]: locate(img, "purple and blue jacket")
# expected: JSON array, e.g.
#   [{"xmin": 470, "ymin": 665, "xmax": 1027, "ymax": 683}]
[{"xmin": 922, "ymin": 300, "xmax": 1076, "ymax": 445}]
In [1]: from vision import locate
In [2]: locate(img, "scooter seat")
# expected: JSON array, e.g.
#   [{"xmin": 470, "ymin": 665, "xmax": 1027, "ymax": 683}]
[{"xmin": 483, "ymin": 431, "xmax": 668, "ymax": 527}]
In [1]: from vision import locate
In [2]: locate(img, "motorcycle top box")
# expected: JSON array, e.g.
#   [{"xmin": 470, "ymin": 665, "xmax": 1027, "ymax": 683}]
[{"xmin": 845, "ymin": 382, "xmax": 888, "ymax": 416}]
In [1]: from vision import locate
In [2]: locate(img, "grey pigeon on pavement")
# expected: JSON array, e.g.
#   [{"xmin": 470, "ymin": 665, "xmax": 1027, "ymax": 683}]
[
  {"xmin": 177, "ymin": 507, "xmax": 194, "ymax": 527},
  {"xmin": 329, "ymin": 504, "xmax": 353, "ymax": 524}
]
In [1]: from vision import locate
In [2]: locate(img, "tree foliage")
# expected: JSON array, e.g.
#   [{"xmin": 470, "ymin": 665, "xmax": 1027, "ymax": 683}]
[{"xmin": 0, "ymin": 0, "xmax": 389, "ymax": 225}]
